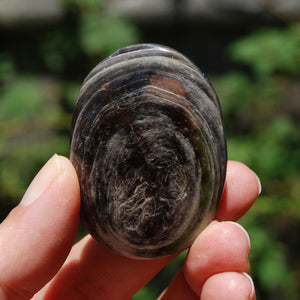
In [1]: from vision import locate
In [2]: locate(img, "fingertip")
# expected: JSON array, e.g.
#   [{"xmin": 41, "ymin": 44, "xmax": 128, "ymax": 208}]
[
  {"xmin": 55, "ymin": 155, "xmax": 79, "ymax": 183},
  {"xmin": 228, "ymin": 161, "xmax": 261, "ymax": 197},
  {"xmin": 184, "ymin": 221, "xmax": 250, "ymax": 295},
  {"xmin": 20, "ymin": 154, "xmax": 64, "ymax": 207},
  {"xmin": 216, "ymin": 161, "xmax": 261, "ymax": 221},
  {"xmin": 251, "ymin": 169, "xmax": 262, "ymax": 196},
  {"xmin": 54, "ymin": 155, "xmax": 81, "ymax": 207},
  {"xmin": 200, "ymin": 272, "xmax": 255, "ymax": 300},
  {"xmin": 226, "ymin": 221, "xmax": 251, "ymax": 249},
  {"xmin": 19, "ymin": 154, "xmax": 80, "ymax": 209},
  {"xmin": 242, "ymin": 272, "xmax": 255, "ymax": 299}
]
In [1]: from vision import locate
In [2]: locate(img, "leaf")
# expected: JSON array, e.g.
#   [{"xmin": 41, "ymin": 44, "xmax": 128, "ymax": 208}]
[
  {"xmin": 0, "ymin": 76, "xmax": 44, "ymax": 120},
  {"xmin": 229, "ymin": 25, "xmax": 300, "ymax": 76},
  {"xmin": 79, "ymin": 13, "xmax": 141, "ymax": 57}
]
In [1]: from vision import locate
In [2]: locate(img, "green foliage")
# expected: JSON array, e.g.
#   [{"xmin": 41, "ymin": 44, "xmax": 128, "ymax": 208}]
[
  {"xmin": 248, "ymin": 222, "xmax": 297, "ymax": 298},
  {"xmin": 0, "ymin": 71, "xmax": 69, "ymax": 199},
  {"xmin": 0, "ymin": 76, "xmax": 44, "ymax": 120},
  {"xmin": 229, "ymin": 24, "xmax": 300, "ymax": 76},
  {"xmin": 79, "ymin": 13, "xmax": 141, "ymax": 57},
  {"xmin": 39, "ymin": 28, "xmax": 79, "ymax": 73}
]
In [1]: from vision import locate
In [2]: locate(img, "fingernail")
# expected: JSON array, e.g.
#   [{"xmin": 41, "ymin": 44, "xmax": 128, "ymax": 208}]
[
  {"xmin": 227, "ymin": 221, "xmax": 251, "ymax": 249},
  {"xmin": 20, "ymin": 154, "xmax": 64, "ymax": 207},
  {"xmin": 243, "ymin": 272, "xmax": 255, "ymax": 299},
  {"xmin": 252, "ymin": 170, "xmax": 262, "ymax": 195}
]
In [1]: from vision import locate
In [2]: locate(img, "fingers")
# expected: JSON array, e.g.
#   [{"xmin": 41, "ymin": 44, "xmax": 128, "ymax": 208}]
[
  {"xmin": 200, "ymin": 272, "xmax": 255, "ymax": 300},
  {"xmin": 216, "ymin": 160, "xmax": 261, "ymax": 221},
  {"xmin": 158, "ymin": 221, "xmax": 253, "ymax": 299},
  {"xmin": 0, "ymin": 155, "xmax": 80, "ymax": 299},
  {"xmin": 184, "ymin": 221, "xmax": 251, "ymax": 295}
]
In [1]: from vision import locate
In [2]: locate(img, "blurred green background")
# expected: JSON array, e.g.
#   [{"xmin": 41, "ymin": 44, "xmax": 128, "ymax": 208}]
[{"xmin": 0, "ymin": 0, "xmax": 299, "ymax": 299}]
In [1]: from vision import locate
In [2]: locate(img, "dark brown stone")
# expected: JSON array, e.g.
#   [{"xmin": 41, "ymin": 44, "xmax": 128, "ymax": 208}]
[{"xmin": 70, "ymin": 44, "xmax": 227, "ymax": 258}]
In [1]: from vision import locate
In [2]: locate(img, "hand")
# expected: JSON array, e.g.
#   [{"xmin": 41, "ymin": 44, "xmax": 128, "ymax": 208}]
[{"xmin": 0, "ymin": 155, "xmax": 260, "ymax": 300}]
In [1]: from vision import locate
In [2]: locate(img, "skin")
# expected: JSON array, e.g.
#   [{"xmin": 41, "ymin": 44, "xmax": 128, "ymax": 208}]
[{"xmin": 0, "ymin": 155, "xmax": 260, "ymax": 300}]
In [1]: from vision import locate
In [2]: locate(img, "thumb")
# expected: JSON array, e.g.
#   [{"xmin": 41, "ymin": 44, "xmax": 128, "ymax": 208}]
[{"xmin": 0, "ymin": 154, "xmax": 80, "ymax": 299}]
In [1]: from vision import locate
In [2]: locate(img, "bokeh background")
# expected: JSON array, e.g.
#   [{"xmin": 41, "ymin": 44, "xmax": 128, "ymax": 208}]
[{"xmin": 0, "ymin": 0, "xmax": 299, "ymax": 299}]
